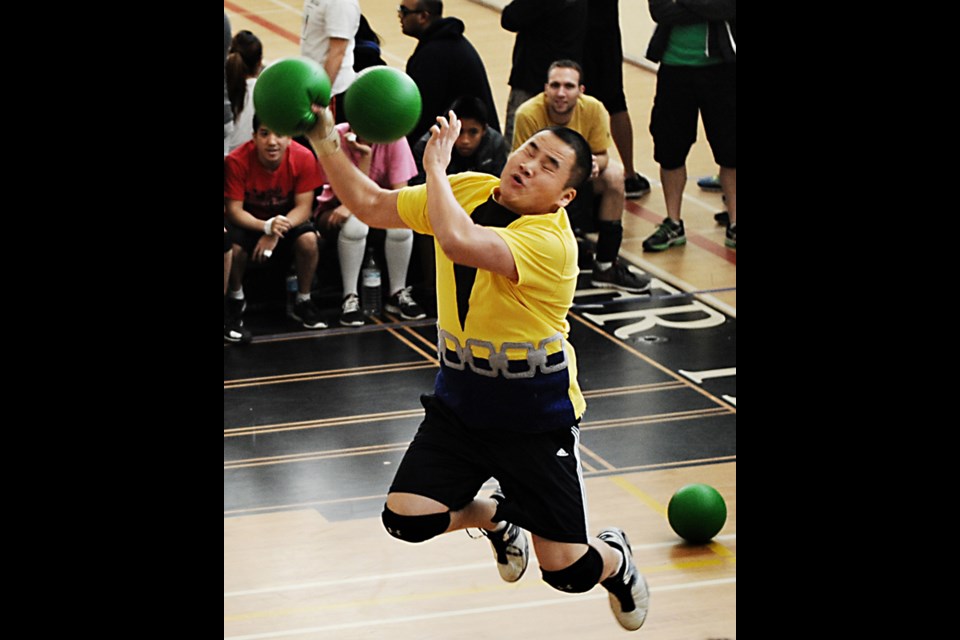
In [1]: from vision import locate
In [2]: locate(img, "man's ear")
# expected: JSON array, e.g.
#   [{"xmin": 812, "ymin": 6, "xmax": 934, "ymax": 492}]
[{"xmin": 557, "ymin": 187, "xmax": 576, "ymax": 210}]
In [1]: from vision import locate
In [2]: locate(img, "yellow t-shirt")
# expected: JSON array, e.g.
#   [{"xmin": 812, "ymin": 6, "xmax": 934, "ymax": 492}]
[
  {"xmin": 512, "ymin": 93, "xmax": 612, "ymax": 154},
  {"xmin": 397, "ymin": 172, "xmax": 586, "ymax": 432}
]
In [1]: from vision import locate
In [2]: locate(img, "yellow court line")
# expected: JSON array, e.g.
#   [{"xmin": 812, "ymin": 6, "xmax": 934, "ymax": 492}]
[
  {"xmin": 609, "ymin": 475, "xmax": 736, "ymax": 560},
  {"xmin": 224, "ymin": 409, "xmax": 424, "ymax": 438},
  {"xmin": 225, "ymin": 361, "xmax": 432, "ymax": 386},
  {"xmin": 225, "ymin": 442, "xmax": 408, "ymax": 466},
  {"xmin": 225, "ymin": 362, "xmax": 437, "ymax": 390},
  {"xmin": 225, "ymin": 445, "xmax": 408, "ymax": 470}
]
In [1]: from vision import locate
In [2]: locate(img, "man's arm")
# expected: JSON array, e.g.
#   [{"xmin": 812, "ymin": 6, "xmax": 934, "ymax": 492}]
[
  {"xmin": 324, "ymin": 38, "xmax": 349, "ymax": 86},
  {"xmin": 302, "ymin": 107, "xmax": 408, "ymax": 229},
  {"xmin": 424, "ymin": 113, "xmax": 518, "ymax": 282}
]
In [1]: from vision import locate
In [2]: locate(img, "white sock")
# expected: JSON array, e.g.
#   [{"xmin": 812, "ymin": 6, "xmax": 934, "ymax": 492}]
[
  {"xmin": 228, "ymin": 287, "xmax": 244, "ymax": 300},
  {"xmin": 595, "ymin": 261, "xmax": 613, "ymax": 271},
  {"xmin": 338, "ymin": 215, "xmax": 368, "ymax": 294},
  {"xmin": 384, "ymin": 229, "xmax": 413, "ymax": 294},
  {"xmin": 296, "ymin": 292, "xmax": 311, "ymax": 303}
]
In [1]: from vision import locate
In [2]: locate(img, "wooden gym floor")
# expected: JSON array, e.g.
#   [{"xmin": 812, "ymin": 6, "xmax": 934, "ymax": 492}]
[{"xmin": 224, "ymin": 1, "xmax": 736, "ymax": 638}]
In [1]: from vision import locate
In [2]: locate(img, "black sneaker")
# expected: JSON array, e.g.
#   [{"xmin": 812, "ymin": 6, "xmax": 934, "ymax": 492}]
[
  {"xmin": 291, "ymin": 298, "xmax": 328, "ymax": 329},
  {"xmin": 339, "ymin": 293, "xmax": 365, "ymax": 327},
  {"xmin": 714, "ymin": 211, "xmax": 729, "ymax": 225},
  {"xmin": 624, "ymin": 173, "xmax": 651, "ymax": 199},
  {"xmin": 477, "ymin": 487, "xmax": 529, "ymax": 583},
  {"xmin": 725, "ymin": 223, "xmax": 736, "ymax": 249},
  {"xmin": 591, "ymin": 261, "xmax": 651, "ymax": 293},
  {"xmin": 223, "ymin": 319, "xmax": 252, "ymax": 344},
  {"xmin": 385, "ymin": 286, "xmax": 426, "ymax": 320},
  {"xmin": 642, "ymin": 218, "xmax": 686, "ymax": 252},
  {"xmin": 599, "ymin": 527, "xmax": 650, "ymax": 631}
]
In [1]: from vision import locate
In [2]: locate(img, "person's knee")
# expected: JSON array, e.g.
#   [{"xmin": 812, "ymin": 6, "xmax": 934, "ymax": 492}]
[
  {"xmin": 381, "ymin": 506, "xmax": 450, "ymax": 543},
  {"xmin": 294, "ymin": 229, "xmax": 320, "ymax": 256},
  {"xmin": 599, "ymin": 163, "xmax": 624, "ymax": 196},
  {"xmin": 385, "ymin": 228, "xmax": 413, "ymax": 243},
  {"xmin": 540, "ymin": 545, "xmax": 604, "ymax": 593},
  {"xmin": 340, "ymin": 214, "xmax": 369, "ymax": 242}
]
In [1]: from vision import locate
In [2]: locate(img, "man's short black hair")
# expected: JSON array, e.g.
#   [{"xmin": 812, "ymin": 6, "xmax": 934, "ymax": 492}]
[
  {"xmin": 544, "ymin": 126, "xmax": 592, "ymax": 189},
  {"xmin": 447, "ymin": 95, "xmax": 490, "ymax": 126}
]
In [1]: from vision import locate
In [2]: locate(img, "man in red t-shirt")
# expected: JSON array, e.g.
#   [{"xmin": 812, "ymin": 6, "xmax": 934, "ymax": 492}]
[{"xmin": 224, "ymin": 115, "xmax": 327, "ymax": 329}]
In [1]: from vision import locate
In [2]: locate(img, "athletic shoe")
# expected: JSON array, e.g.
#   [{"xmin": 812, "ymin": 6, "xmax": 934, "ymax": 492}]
[
  {"xmin": 292, "ymin": 299, "xmax": 328, "ymax": 329},
  {"xmin": 385, "ymin": 286, "xmax": 426, "ymax": 320},
  {"xmin": 223, "ymin": 319, "xmax": 252, "ymax": 344},
  {"xmin": 481, "ymin": 488, "xmax": 529, "ymax": 582},
  {"xmin": 591, "ymin": 261, "xmax": 651, "ymax": 293},
  {"xmin": 725, "ymin": 223, "xmax": 736, "ymax": 249},
  {"xmin": 642, "ymin": 218, "xmax": 686, "ymax": 252},
  {"xmin": 624, "ymin": 173, "xmax": 651, "ymax": 199},
  {"xmin": 714, "ymin": 211, "xmax": 729, "ymax": 225},
  {"xmin": 697, "ymin": 175, "xmax": 722, "ymax": 191},
  {"xmin": 339, "ymin": 293, "xmax": 365, "ymax": 327},
  {"xmin": 599, "ymin": 527, "xmax": 650, "ymax": 631}
]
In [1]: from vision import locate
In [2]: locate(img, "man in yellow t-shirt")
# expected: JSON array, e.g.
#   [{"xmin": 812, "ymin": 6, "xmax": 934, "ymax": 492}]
[
  {"xmin": 303, "ymin": 105, "xmax": 650, "ymax": 632},
  {"xmin": 513, "ymin": 59, "xmax": 650, "ymax": 294}
]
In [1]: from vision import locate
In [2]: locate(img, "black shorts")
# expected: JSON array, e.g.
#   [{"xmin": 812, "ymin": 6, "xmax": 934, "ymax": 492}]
[
  {"xmin": 388, "ymin": 394, "xmax": 589, "ymax": 544},
  {"xmin": 223, "ymin": 228, "xmax": 233, "ymax": 253},
  {"xmin": 650, "ymin": 62, "xmax": 737, "ymax": 170},
  {"xmin": 226, "ymin": 220, "xmax": 317, "ymax": 256}
]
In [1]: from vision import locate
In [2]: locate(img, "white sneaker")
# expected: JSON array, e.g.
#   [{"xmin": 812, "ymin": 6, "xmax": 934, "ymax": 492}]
[{"xmin": 598, "ymin": 527, "xmax": 650, "ymax": 631}]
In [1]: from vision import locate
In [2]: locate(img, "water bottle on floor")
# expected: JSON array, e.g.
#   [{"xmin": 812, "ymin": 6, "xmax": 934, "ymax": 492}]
[
  {"xmin": 285, "ymin": 273, "xmax": 298, "ymax": 317},
  {"xmin": 361, "ymin": 248, "xmax": 382, "ymax": 317}
]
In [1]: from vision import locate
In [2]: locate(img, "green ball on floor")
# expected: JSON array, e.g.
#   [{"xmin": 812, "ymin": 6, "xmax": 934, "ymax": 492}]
[{"xmin": 667, "ymin": 483, "xmax": 727, "ymax": 544}]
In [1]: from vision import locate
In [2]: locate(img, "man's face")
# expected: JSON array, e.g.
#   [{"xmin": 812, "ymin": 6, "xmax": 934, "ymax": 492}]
[
  {"xmin": 497, "ymin": 130, "xmax": 576, "ymax": 215},
  {"xmin": 544, "ymin": 66, "xmax": 582, "ymax": 120},
  {"xmin": 398, "ymin": 2, "xmax": 427, "ymax": 37},
  {"xmin": 254, "ymin": 125, "xmax": 290, "ymax": 170},
  {"xmin": 454, "ymin": 117, "xmax": 486, "ymax": 158}
]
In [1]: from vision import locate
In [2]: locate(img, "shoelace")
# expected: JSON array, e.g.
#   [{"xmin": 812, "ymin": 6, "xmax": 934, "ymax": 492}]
[
  {"xmin": 344, "ymin": 295, "xmax": 360, "ymax": 312},
  {"xmin": 396, "ymin": 287, "xmax": 415, "ymax": 305}
]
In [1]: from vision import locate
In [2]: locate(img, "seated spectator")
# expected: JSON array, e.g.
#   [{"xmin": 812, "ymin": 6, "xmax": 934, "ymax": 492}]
[
  {"xmin": 410, "ymin": 95, "xmax": 509, "ymax": 185},
  {"xmin": 224, "ymin": 114, "xmax": 327, "ymax": 330},
  {"xmin": 513, "ymin": 59, "xmax": 650, "ymax": 293},
  {"xmin": 314, "ymin": 123, "xmax": 426, "ymax": 326}
]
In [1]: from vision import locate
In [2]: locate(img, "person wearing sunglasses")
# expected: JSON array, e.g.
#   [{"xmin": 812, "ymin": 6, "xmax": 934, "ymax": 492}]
[{"xmin": 398, "ymin": 1, "xmax": 501, "ymax": 148}]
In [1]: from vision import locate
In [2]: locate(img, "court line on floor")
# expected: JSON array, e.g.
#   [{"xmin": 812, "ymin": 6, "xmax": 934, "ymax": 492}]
[
  {"xmin": 224, "ymin": 532, "xmax": 736, "ymax": 598},
  {"xmin": 224, "ymin": 408, "xmax": 424, "ymax": 438},
  {"xmin": 223, "ymin": 576, "xmax": 735, "ymax": 639},
  {"xmin": 224, "ymin": 360, "xmax": 436, "ymax": 389},
  {"xmin": 223, "ymin": 406, "xmax": 730, "ymax": 467},
  {"xmin": 224, "ymin": 394, "xmax": 728, "ymax": 441},
  {"xmin": 224, "ymin": 456, "xmax": 736, "ymax": 516}
]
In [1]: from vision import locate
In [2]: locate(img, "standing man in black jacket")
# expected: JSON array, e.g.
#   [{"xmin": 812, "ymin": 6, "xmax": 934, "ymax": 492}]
[
  {"xmin": 500, "ymin": 0, "xmax": 587, "ymax": 146},
  {"xmin": 400, "ymin": 1, "xmax": 501, "ymax": 146}
]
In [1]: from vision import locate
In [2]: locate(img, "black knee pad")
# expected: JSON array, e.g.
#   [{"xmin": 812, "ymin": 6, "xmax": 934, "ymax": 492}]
[
  {"xmin": 541, "ymin": 545, "xmax": 604, "ymax": 593},
  {"xmin": 381, "ymin": 506, "xmax": 450, "ymax": 543}
]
